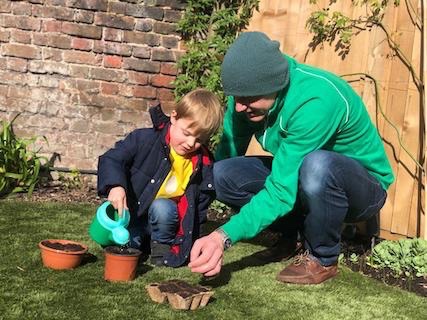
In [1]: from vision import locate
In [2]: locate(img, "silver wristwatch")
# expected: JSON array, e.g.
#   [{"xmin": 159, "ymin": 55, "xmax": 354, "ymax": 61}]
[{"xmin": 215, "ymin": 228, "xmax": 232, "ymax": 250}]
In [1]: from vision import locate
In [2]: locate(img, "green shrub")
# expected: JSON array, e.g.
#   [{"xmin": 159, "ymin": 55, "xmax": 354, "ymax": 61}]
[
  {"xmin": 0, "ymin": 114, "xmax": 47, "ymax": 197},
  {"xmin": 174, "ymin": 0, "xmax": 260, "ymax": 103},
  {"xmin": 174, "ymin": 0, "xmax": 259, "ymax": 151},
  {"xmin": 367, "ymin": 238, "xmax": 427, "ymax": 277}
]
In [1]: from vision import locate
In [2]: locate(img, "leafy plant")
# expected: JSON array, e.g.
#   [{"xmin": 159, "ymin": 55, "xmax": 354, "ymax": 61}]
[
  {"xmin": 209, "ymin": 199, "xmax": 230, "ymax": 215},
  {"xmin": 367, "ymin": 238, "xmax": 427, "ymax": 278},
  {"xmin": 57, "ymin": 169, "xmax": 82, "ymax": 191},
  {"xmin": 0, "ymin": 114, "xmax": 47, "ymax": 197},
  {"xmin": 174, "ymin": 0, "xmax": 260, "ymax": 104},
  {"xmin": 339, "ymin": 252, "xmax": 359, "ymax": 265},
  {"xmin": 349, "ymin": 252, "xmax": 359, "ymax": 264}
]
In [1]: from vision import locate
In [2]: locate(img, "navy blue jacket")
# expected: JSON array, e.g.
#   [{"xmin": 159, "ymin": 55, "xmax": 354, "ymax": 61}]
[{"xmin": 97, "ymin": 105, "xmax": 215, "ymax": 267}]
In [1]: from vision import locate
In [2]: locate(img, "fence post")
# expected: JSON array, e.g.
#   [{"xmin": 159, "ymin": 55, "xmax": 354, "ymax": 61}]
[{"xmin": 423, "ymin": 0, "xmax": 427, "ymax": 240}]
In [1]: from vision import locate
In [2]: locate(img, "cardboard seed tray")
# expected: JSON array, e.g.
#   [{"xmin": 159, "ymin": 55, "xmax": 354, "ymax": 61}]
[{"xmin": 146, "ymin": 280, "xmax": 214, "ymax": 310}]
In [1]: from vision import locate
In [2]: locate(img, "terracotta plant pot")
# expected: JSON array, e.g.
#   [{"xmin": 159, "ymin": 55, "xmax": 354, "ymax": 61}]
[
  {"xmin": 104, "ymin": 246, "xmax": 141, "ymax": 282},
  {"xmin": 39, "ymin": 239, "xmax": 88, "ymax": 270}
]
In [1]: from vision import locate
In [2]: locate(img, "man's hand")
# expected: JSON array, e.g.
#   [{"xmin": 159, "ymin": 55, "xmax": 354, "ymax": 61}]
[
  {"xmin": 188, "ymin": 231, "xmax": 225, "ymax": 277},
  {"xmin": 107, "ymin": 186, "xmax": 128, "ymax": 217}
]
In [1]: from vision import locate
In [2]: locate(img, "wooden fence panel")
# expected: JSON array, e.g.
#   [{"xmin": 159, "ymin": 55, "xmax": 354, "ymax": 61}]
[{"xmin": 246, "ymin": 0, "xmax": 424, "ymax": 239}]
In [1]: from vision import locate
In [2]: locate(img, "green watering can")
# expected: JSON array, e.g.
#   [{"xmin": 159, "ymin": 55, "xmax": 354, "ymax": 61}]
[{"xmin": 89, "ymin": 201, "xmax": 130, "ymax": 246}]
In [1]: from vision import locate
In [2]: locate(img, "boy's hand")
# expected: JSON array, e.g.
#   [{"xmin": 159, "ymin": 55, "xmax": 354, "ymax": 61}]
[
  {"xmin": 188, "ymin": 231, "xmax": 224, "ymax": 276},
  {"xmin": 107, "ymin": 186, "xmax": 128, "ymax": 217}
]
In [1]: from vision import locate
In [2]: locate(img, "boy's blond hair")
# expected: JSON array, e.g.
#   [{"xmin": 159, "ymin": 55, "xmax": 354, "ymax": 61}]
[{"xmin": 174, "ymin": 88, "xmax": 223, "ymax": 142}]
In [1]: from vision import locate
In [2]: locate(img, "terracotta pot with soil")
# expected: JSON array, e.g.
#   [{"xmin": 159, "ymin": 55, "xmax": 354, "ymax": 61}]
[
  {"xmin": 39, "ymin": 239, "xmax": 88, "ymax": 270},
  {"xmin": 104, "ymin": 246, "xmax": 141, "ymax": 282}
]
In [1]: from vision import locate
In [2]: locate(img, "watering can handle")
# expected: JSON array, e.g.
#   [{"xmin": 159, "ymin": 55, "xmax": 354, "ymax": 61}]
[{"xmin": 101, "ymin": 201, "xmax": 130, "ymax": 224}]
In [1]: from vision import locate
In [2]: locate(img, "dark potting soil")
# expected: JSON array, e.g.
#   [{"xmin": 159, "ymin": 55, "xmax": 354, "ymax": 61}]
[
  {"xmin": 42, "ymin": 240, "xmax": 85, "ymax": 252},
  {"xmin": 341, "ymin": 238, "xmax": 427, "ymax": 298},
  {"xmin": 157, "ymin": 280, "xmax": 210, "ymax": 298},
  {"xmin": 105, "ymin": 246, "xmax": 141, "ymax": 256}
]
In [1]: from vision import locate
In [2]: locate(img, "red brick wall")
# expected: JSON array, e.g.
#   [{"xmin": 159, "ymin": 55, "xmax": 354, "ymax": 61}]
[{"xmin": 0, "ymin": 0, "xmax": 184, "ymax": 170}]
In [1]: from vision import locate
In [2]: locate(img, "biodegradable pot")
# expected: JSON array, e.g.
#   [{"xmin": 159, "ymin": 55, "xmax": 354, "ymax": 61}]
[
  {"xmin": 39, "ymin": 239, "xmax": 88, "ymax": 270},
  {"xmin": 146, "ymin": 280, "xmax": 214, "ymax": 310},
  {"xmin": 104, "ymin": 246, "xmax": 141, "ymax": 282}
]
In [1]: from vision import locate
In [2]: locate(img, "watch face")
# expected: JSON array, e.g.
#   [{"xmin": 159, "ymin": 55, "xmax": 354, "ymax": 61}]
[{"xmin": 224, "ymin": 238, "xmax": 232, "ymax": 250}]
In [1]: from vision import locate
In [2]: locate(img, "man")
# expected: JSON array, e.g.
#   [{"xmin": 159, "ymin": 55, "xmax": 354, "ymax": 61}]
[{"xmin": 188, "ymin": 31, "xmax": 394, "ymax": 284}]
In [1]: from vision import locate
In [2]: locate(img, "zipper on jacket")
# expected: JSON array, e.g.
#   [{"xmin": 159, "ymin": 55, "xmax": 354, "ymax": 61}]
[{"xmin": 262, "ymin": 110, "xmax": 271, "ymax": 149}]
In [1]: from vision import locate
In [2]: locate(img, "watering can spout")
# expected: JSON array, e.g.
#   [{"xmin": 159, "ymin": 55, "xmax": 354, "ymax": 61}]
[{"xmin": 89, "ymin": 201, "xmax": 131, "ymax": 246}]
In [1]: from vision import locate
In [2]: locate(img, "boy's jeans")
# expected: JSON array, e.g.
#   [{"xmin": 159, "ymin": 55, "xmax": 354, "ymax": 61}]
[
  {"xmin": 128, "ymin": 198, "xmax": 178, "ymax": 250},
  {"xmin": 213, "ymin": 150, "xmax": 387, "ymax": 266}
]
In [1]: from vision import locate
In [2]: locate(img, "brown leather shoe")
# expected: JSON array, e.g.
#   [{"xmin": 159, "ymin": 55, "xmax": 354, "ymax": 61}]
[
  {"xmin": 252, "ymin": 239, "xmax": 302, "ymax": 263},
  {"xmin": 276, "ymin": 251, "xmax": 338, "ymax": 284}
]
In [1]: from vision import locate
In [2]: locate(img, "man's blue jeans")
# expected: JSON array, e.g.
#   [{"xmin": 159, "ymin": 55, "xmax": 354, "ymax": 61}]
[
  {"xmin": 214, "ymin": 151, "xmax": 387, "ymax": 266},
  {"xmin": 128, "ymin": 198, "xmax": 178, "ymax": 249}
]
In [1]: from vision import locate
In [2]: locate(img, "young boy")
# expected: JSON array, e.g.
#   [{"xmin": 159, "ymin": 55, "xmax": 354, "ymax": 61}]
[{"xmin": 97, "ymin": 89, "xmax": 223, "ymax": 267}]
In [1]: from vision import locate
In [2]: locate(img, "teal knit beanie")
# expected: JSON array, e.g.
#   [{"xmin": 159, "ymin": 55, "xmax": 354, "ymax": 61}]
[{"xmin": 221, "ymin": 31, "xmax": 289, "ymax": 97}]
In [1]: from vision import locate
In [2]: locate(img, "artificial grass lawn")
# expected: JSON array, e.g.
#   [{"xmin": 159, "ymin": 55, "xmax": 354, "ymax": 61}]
[{"xmin": 0, "ymin": 200, "xmax": 425, "ymax": 320}]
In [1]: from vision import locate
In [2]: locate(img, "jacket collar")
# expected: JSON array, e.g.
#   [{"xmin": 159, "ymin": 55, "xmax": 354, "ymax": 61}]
[{"xmin": 149, "ymin": 104, "xmax": 170, "ymax": 130}]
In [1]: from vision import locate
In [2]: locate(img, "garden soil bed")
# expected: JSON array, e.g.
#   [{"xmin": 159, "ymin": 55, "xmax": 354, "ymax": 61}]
[
  {"xmin": 341, "ymin": 238, "xmax": 427, "ymax": 298},
  {"xmin": 9, "ymin": 184, "xmax": 427, "ymax": 298},
  {"xmin": 11, "ymin": 183, "xmax": 101, "ymax": 204}
]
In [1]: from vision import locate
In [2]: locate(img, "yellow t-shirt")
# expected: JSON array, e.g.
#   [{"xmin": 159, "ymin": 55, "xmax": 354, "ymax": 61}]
[{"xmin": 155, "ymin": 147, "xmax": 193, "ymax": 199}]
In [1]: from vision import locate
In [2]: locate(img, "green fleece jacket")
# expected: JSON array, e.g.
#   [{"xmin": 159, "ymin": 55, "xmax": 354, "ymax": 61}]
[{"xmin": 216, "ymin": 55, "xmax": 394, "ymax": 243}]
